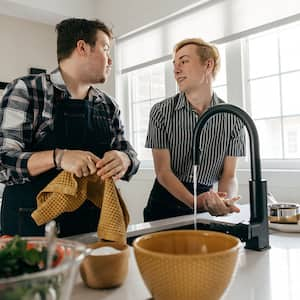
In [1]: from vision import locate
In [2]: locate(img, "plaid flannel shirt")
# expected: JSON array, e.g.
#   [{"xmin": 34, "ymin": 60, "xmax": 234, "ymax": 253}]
[{"xmin": 0, "ymin": 68, "xmax": 139, "ymax": 185}]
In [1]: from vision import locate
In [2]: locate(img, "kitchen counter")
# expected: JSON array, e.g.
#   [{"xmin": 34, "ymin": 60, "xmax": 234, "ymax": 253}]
[{"xmin": 71, "ymin": 206, "xmax": 300, "ymax": 300}]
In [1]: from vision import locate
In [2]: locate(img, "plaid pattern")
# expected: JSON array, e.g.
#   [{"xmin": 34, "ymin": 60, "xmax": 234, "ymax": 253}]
[{"xmin": 0, "ymin": 68, "xmax": 139, "ymax": 185}]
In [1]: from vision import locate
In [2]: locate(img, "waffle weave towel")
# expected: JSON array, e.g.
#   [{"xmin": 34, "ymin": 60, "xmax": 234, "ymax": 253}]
[{"xmin": 31, "ymin": 171, "xmax": 129, "ymax": 244}]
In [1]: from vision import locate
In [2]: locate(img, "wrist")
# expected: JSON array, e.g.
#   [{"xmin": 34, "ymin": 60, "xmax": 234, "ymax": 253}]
[
  {"xmin": 197, "ymin": 192, "xmax": 207, "ymax": 210},
  {"xmin": 54, "ymin": 149, "xmax": 66, "ymax": 170},
  {"xmin": 183, "ymin": 194, "xmax": 195, "ymax": 209}
]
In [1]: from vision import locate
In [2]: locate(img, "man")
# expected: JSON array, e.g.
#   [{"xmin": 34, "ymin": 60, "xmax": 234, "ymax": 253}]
[
  {"xmin": 144, "ymin": 38, "xmax": 245, "ymax": 221},
  {"xmin": 0, "ymin": 18, "xmax": 139, "ymax": 236}
]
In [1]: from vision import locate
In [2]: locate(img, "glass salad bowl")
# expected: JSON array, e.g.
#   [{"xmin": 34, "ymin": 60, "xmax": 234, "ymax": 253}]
[{"xmin": 0, "ymin": 236, "xmax": 89, "ymax": 300}]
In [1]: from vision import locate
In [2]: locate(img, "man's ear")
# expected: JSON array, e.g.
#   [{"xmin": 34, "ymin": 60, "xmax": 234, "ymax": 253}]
[
  {"xmin": 206, "ymin": 58, "xmax": 214, "ymax": 71},
  {"xmin": 76, "ymin": 40, "xmax": 89, "ymax": 57}
]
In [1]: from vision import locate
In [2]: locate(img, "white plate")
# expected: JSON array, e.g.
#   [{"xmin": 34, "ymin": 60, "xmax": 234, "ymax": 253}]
[{"xmin": 269, "ymin": 222, "xmax": 300, "ymax": 233}]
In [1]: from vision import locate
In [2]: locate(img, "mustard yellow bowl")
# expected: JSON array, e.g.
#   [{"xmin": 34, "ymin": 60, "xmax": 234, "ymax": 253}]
[
  {"xmin": 133, "ymin": 230, "xmax": 240, "ymax": 300},
  {"xmin": 80, "ymin": 241, "xmax": 129, "ymax": 289}
]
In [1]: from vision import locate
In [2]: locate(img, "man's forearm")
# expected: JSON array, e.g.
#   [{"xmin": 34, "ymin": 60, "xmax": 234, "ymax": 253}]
[
  {"xmin": 157, "ymin": 171, "xmax": 193, "ymax": 208},
  {"xmin": 218, "ymin": 176, "xmax": 238, "ymax": 198},
  {"xmin": 27, "ymin": 150, "xmax": 55, "ymax": 177}
]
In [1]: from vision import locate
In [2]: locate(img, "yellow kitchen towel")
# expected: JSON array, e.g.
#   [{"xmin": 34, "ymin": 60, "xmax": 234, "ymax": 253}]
[{"xmin": 31, "ymin": 171, "xmax": 129, "ymax": 244}]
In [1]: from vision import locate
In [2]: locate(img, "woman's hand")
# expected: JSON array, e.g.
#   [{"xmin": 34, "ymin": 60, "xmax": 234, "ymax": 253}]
[
  {"xmin": 197, "ymin": 191, "xmax": 240, "ymax": 216},
  {"xmin": 96, "ymin": 150, "xmax": 131, "ymax": 180},
  {"xmin": 60, "ymin": 150, "xmax": 100, "ymax": 178}
]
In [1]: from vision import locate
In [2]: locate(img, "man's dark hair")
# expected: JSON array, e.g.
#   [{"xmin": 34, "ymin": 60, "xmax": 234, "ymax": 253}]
[{"xmin": 55, "ymin": 18, "xmax": 113, "ymax": 63}]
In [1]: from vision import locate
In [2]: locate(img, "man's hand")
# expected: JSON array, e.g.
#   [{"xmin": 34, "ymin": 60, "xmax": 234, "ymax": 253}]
[
  {"xmin": 197, "ymin": 191, "xmax": 240, "ymax": 216},
  {"xmin": 60, "ymin": 150, "xmax": 100, "ymax": 178},
  {"xmin": 96, "ymin": 150, "xmax": 131, "ymax": 180}
]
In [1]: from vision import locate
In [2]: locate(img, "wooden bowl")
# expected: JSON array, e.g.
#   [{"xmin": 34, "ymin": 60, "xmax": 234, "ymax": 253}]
[
  {"xmin": 80, "ymin": 241, "xmax": 129, "ymax": 289},
  {"xmin": 133, "ymin": 230, "xmax": 240, "ymax": 300}
]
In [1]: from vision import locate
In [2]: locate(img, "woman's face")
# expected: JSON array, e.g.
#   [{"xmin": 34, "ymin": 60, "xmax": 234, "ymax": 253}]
[{"xmin": 173, "ymin": 44, "xmax": 213, "ymax": 93}]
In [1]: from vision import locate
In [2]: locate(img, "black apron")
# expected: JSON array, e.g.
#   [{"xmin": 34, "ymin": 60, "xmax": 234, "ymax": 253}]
[
  {"xmin": 1, "ymin": 87, "xmax": 112, "ymax": 237},
  {"xmin": 143, "ymin": 179, "xmax": 212, "ymax": 222}
]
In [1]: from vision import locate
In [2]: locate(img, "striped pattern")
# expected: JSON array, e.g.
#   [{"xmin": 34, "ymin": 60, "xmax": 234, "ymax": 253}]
[{"xmin": 145, "ymin": 92, "xmax": 245, "ymax": 186}]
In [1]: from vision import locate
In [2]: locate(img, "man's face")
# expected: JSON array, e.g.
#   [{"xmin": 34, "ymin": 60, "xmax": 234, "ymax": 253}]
[
  {"xmin": 173, "ymin": 44, "xmax": 207, "ymax": 93},
  {"xmin": 86, "ymin": 30, "xmax": 112, "ymax": 84}
]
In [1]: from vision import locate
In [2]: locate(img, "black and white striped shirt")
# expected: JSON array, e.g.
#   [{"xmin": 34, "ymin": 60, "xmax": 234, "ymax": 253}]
[{"xmin": 145, "ymin": 92, "xmax": 245, "ymax": 186}]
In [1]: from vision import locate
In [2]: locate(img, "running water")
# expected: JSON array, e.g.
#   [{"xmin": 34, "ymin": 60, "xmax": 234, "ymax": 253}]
[{"xmin": 193, "ymin": 165, "xmax": 198, "ymax": 230}]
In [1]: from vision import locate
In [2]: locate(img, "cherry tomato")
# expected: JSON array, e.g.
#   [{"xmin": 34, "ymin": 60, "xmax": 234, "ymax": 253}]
[
  {"xmin": 26, "ymin": 242, "xmax": 36, "ymax": 250},
  {"xmin": 0, "ymin": 235, "xmax": 12, "ymax": 239},
  {"xmin": 52, "ymin": 245, "xmax": 65, "ymax": 267}
]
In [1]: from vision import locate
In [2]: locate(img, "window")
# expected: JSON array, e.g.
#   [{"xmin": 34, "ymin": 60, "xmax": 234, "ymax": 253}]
[
  {"xmin": 128, "ymin": 62, "xmax": 169, "ymax": 161},
  {"xmin": 116, "ymin": 10, "xmax": 300, "ymax": 170},
  {"xmin": 245, "ymin": 22, "xmax": 300, "ymax": 160}
]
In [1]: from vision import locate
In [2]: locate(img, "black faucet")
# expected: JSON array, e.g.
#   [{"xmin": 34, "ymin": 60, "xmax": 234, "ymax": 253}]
[{"xmin": 192, "ymin": 104, "xmax": 270, "ymax": 251}]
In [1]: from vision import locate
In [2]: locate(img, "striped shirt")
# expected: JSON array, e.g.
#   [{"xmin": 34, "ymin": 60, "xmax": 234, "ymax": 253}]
[
  {"xmin": 145, "ymin": 92, "xmax": 245, "ymax": 186},
  {"xmin": 0, "ymin": 68, "xmax": 139, "ymax": 185}
]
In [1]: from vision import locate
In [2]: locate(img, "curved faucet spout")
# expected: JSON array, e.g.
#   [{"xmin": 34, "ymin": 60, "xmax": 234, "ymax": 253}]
[{"xmin": 192, "ymin": 104, "xmax": 270, "ymax": 251}]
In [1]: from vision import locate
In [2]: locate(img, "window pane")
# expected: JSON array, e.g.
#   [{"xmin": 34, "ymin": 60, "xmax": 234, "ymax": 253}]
[
  {"xmin": 132, "ymin": 68, "xmax": 151, "ymax": 102},
  {"xmin": 213, "ymin": 86, "xmax": 227, "ymax": 102},
  {"xmin": 249, "ymin": 77, "xmax": 281, "ymax": 118},
  {"xmin": 281, "ymin": 72, "xmax": 300, "ymax": 115},
  {"xmin": 134, "ymin": 131, "xmax": 152, "ymax": 161},
  {"xmin": 255, "ymin": 118, "xmax": 282, "ymax": 159},
  {"xmin": 151, "ymin": 63, "xmax": 166, "ymax": 99},
  {"xmin": 283, "ymin": 116, "xmax": 300, "ymax": 159},
  {"xmin": 248, "ymin": 33, "xmax": 279, "ymax": 78},
  {"xmin": 133, "ymin": 102, "xmax": 150, "ymax": 132},
  {"xmin": 280, "ymin": 24, "xmax": 300, "ymax": 72},
  {"xmin": 214, "ymin": 45, "xmax": 227, "ymax": 86}
]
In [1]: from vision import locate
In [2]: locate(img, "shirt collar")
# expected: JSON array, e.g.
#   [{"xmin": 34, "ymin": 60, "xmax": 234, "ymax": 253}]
[
  {"xmin": 175, "ymin": 92, "xmax": 188, "ymax": 110},
  {"xmin": 175, "ymin": 91, "xmax": 221, "ymax": 111},
  {"xmin": 49, "ymin": 68, "xmax": 103, "ymax": 100}
]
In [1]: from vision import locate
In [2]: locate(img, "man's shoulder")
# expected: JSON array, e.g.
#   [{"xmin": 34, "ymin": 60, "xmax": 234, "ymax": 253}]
[
  {"xmin": 10, "ymin": 73, "xmax": 48, "ymax": 90},
  {"xmin": 151, "ymin": 93, "xmax": 181, "ymax": 111},
  {"xmin": 17, "ymin": 72, "xmax": 47, "ymax": 83},
  {"xmin": 2, "ymin": 73, "xmax": 49, "ymax": 100}
]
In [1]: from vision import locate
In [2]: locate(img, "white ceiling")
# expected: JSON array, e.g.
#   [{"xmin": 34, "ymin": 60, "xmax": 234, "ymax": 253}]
[{"xmin": 0, "ymin": 0, "xmax": 98, "ymax": 25}]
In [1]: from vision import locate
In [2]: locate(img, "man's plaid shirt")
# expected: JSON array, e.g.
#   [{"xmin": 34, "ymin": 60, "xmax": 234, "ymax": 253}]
[{"xmin": 0, "ymin": 68, "xmax": 139, "ymax": 185}]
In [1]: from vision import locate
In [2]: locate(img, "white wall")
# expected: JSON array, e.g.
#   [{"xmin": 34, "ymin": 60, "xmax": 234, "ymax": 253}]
[{"xmin": 0, "ymin": 15, "xmax": 56, "ymax": 82}]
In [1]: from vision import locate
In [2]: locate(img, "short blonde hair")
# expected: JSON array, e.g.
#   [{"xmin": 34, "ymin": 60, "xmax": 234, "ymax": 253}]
[{"xmin": 173, "ymin": 38, "xmax": 220, "ymax": 79}]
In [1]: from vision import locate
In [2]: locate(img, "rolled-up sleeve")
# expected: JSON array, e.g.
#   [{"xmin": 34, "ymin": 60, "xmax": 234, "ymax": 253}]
[
  {"xmin": 145, "ymin": 103, "xmax": 168, "ymax": 149},
  {"xmin": 0, "ymin": 79, "xmax": 34, "ymax": 184},
  {"xmin": 227, "ymin": 119, "xmax": 246, "ymax": 157}
]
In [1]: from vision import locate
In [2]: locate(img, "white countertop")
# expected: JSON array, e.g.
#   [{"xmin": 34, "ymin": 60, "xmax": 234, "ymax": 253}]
[{"xmin": 71, "ymin": 228, "xmax": 300, "ymax": 300}]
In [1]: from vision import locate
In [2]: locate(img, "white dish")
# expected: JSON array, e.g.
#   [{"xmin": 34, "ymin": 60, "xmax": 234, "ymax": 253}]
[{"xmin": 269, "ymin": 222, "xmax": 300, "ymax": 233}]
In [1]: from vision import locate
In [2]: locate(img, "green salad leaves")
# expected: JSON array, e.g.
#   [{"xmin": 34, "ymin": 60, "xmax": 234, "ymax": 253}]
[{"xmin": 0, "ymin": 236, "xmax": 47, "ymax": 278}]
